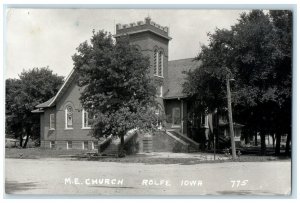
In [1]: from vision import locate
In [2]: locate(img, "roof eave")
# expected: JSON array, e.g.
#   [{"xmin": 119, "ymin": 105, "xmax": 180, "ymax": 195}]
[
  {"xmin": 31, "ymin": 109, "xmax": 45, "ymax": 113},
  {"xmin": 163, "ymin": 95, "xmax": 187, "ymax": 100}
]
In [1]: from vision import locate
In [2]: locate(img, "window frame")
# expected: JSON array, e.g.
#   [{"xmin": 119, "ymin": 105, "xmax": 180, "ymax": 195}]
[
  {"xmin": 154, "ymin": 49, "xmax": 158, "ymax": 75},
  {"xmin": 49, "ymin": 113, "xmax": 55, "ymax": 130},
  {"xmin": 92, "ymin": 141, "xmax": 98, "ymax": 150},
  {"xmin": 82, "ymin": 109, "xmax": 92, "ymax": 129},
  {"xmin": 82, "ymin": 141, "xmax": 88, "ymax": 150},
  {"xmin": 158, "ymin": 51, "xmax": 163, "ymax": 77},
  {"xmin": 50, "ymin": 141, "xmax": 56, "ymax": 149},
  {"xmin": 67, "ymin": 141, "xmax": 72, "ymax": 150},
  {"xmin": 65, "ymin": 106, "xmax": 73, "ymax": 130}
]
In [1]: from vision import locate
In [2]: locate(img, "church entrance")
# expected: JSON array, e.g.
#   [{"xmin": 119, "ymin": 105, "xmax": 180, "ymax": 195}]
[{"xmin": 172, "ymin": 107, "xmax": 181, "ymax": 127}]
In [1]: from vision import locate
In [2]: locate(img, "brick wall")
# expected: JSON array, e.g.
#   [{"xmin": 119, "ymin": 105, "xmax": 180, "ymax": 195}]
[
  {"xmin": 42, "ymin": 140, "xmax": 97, "ymax": 150},
  {"xmin": 41, "ymin": 79, "xmax": 97, "ymax": 148}
]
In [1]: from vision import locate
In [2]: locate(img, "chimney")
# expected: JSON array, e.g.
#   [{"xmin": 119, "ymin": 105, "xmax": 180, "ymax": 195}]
[
  {"xmin": 145, "ymin": 16, "xmax": 151, "ymax": 24},
  {"xmin": 116, "ymin": 23, "xmax": 122, "ymax": 30}
]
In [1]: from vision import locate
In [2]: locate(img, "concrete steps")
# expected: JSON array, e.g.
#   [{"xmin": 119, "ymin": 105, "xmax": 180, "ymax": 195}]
[
  {"xmin": 100, "ymin": 129, "xmax": 138, "ymax": 155},
  {"xmin": 166, "ymin": 130, "xmax": 200, "ymax": 152}
]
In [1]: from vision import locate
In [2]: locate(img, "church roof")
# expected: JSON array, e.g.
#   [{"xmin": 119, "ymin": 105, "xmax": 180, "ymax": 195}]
[
  {"xmin": 35, "ymin": 68, "xmax": 76, "ymax": 108},
  {"xmin": 34, "ymin": 58, "xmax": 201, "ymax": 110},
  {"xmin": 35, "ymin": 97, "xmax": 54, "ymax": 108},
  {"xmin": 164, "ymin": 58, "xmax": 201, "ymax": 99}
]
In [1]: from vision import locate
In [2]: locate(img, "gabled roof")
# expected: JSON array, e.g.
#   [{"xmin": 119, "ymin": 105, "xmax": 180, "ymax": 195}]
[
  {"xmin": 34, "ymin": 58, "xmax": 201, "ymax": 110},
  {"xmin": 164, "ymin": 58, "xmax": 201, "ymax": 99},
  {"xmin": 35, "ymin": 68, "xmax": 76, "ymax": 108}
]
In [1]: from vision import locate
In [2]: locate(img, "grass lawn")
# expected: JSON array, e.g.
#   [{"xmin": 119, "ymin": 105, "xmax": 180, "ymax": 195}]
[
  {"xmin": 5, "ymin": 147, "xmax": 291, "ymax": 165},
  {"xmin": 5, "ymin": 147, "xmax": 87, "ymax": 159}
]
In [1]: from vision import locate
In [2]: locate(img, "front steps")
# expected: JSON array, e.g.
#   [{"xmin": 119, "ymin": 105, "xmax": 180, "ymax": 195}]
[
  {"xmin": 166, "ymin": 130, "xmax": 200, "ymax": 152},
  {"xmin": 100, "ymin": 129, "xmax": 138, "ymax": 155},
  {"xmin": 99, "ymin": 129, "xmax": 200, "ymax": 155}
]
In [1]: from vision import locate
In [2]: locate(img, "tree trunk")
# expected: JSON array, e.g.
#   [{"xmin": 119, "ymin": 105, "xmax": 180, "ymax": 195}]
[
  {"xmin": 275, "ymin": 133, "xmax": 281, "ymax": 155},
  {"xmin": 285, "ymin": 133, "xmax": 291, "ymax": 155},
  {"xmin": 118, "ymin": 134, "xmax": 125, "ymax": 158},
  {"xmin": 22, "ymin": 126, "xmax": 31, "ymax": 148},
  {"xmin": 260, "ymin": 132, "xmax": 266, "ymax": 155},
  {"xmin": 254, "ymin": 131, "xmax": 258, "ymax": 146},
  {"xmin": 271, "ymin": 134, "xmax": 275, "ymax": 149},
  {"xmin": 23, "ymin": 135, "xmax": 29, "ymax": 148},
  {"xmin": 19, "ymin": 133, "xmax": 23, "ymax": 148}
]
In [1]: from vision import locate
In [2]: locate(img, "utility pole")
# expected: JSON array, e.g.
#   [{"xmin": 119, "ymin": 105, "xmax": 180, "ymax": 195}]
[
  {"xmin": 213, "ymin": 108, "xmax": 218, "ymax": 161},
  {"xmin": 226, "ymin": 74, "xmax": 237, "ymax": 159}
]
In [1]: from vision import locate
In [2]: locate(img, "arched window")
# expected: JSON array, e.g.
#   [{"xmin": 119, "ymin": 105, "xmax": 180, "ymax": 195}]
[
  {"xmin": 65, "ymin": 106, "xmax": 73, "ymax": 129},
  {"xmin": 154, "ymin": 49, "xmax": 158, "ymax": 75},
  {"xmin": 158, "ymin": 51, "xmax": 163, "ymax": 76}
]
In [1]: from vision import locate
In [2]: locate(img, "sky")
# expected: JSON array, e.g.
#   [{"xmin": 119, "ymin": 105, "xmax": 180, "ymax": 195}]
[{"xmin": 5, "ymin": 9, "xmax": 246, "ymax": 79}]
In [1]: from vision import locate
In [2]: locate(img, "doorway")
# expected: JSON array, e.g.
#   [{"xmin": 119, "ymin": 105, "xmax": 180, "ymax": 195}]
[{"xmin": 172, "ymin": 107, "xmax": 181, "ymax": 127}]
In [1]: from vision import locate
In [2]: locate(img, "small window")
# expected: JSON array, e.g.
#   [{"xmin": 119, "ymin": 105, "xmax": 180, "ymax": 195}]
[
  {"xmin": 67, "ymin": 141, "xmax": 72, "ymax": 149},
  {"xmin": 82, "ymin": 109, "xmax": 93, "ymax": 129},
  {"xmin": 92, "ymin": 141, "xmax": 98, "ymax": 150},
  {"xmin": 50, "ymin": 114, "xmax": 55, "ymax": 130},
  {"xmin": 65, "ymin": 106, "xmax": 73, "ymax": 129},
  {"xmin": 83, "ymin": 141, "xmax": 88, "ymax": 150},
  {"xmin": 50, "ymin": 141, "xmax": 56, "ymax": 149}
]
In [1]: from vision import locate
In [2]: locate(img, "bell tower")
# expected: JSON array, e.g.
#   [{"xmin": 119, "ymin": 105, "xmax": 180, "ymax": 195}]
[{"xmin": 114, "ymin": 17, "xmax": 172, "ymax": 100}]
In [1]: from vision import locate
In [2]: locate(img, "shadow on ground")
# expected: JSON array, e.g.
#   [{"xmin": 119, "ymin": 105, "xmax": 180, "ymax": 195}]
[{"xmin": 5, "ymin": 180, "xmax": 40, "ymax": 194}]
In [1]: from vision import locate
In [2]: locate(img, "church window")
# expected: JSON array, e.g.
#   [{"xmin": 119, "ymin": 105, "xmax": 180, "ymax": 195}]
[
  {"xmin": 158, "ymin": 51, "xmax": 163, "ymax": 76},
  {"xmin": 82, "ymin": 109, "xmax": 93, "ymax": 129},
  {"xmin": 49, "ymin": 114, "xmax": 55, "ymax": 130},
  {"xmin": 65, "ymin": 106, "xmax": 73, "ymax": 129},
  {"xmin": 154, "ymin": 49, "xmax": 158, "ymax": 75}
]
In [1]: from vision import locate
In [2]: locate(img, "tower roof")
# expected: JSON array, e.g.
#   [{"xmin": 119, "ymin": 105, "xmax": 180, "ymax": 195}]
[{"xmin": 114, "ymin": 17, "xmax": 172, "ymax": 40}]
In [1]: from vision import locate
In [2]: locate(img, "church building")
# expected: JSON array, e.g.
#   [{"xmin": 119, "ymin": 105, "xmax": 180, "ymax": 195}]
[{"xmin": 33, "ymin": 17, "xmax": 242, "ymax": 151}]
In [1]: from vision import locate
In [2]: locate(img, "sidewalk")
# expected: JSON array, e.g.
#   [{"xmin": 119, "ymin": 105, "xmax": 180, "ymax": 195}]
[{"xmin": 136, "ymin": 152, "xmax": 229, "ymax": 161}]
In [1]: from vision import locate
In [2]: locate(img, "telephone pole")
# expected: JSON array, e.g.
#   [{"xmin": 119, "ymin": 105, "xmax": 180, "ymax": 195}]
[{"xmin": 226, "ymin": 74, "xmax": 237, "ymax": 159}]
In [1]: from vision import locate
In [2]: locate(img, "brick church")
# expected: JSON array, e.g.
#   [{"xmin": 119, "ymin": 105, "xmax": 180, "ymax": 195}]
[{"xmin": 33, "ymin": 17, "xmax": 243, "ymax": 151}]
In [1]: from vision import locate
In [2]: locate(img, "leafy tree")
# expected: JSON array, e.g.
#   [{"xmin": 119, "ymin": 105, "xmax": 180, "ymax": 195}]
[
  {"xmin": 232, "ymin": 10, "xmax": 292, "ymax": 155},
  {"xmin": 268, "ymin": 10, "xmax": 292, "ymax": 154},
  {"xmin": 6, "ymin": 67, "xmax": 64, "ymax": 147},
  {"xmin": 183, "ymin": 28, "xmax": 234, "ymax": 112},
  {"xmin": 183, "ymin": 10, "xmax": 292, "ymax": 155},
  {"xmin": 72, "ymin": 30, "xmax": 158, "ymax": 157}
]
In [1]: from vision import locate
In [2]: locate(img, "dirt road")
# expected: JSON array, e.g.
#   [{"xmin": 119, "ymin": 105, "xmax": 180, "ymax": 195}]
[{"xmin": 5, "ymin": 158, "xmax": 291, "ymax": 196}]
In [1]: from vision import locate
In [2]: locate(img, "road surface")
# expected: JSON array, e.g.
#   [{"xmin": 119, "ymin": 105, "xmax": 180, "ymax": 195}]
[{"xmin": 5, "ymin": 158, "xmax": 291, "ymax": 196}]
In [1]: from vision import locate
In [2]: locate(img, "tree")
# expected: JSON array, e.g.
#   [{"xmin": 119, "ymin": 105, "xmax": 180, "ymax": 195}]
[
  {"xmin": 232, "ymin": 10, "xmax": 292, "ymax": 155},
  {"xmin": 72, "ymin": 30, "xmax": 158, "ymax": 157},
  {"xmin": 6, "ymin": 67, "xmax": 64, "ymax": 147},
  {"xmin": 183, "ymin": 10, "xmax": 292, "ymax": 155}
]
